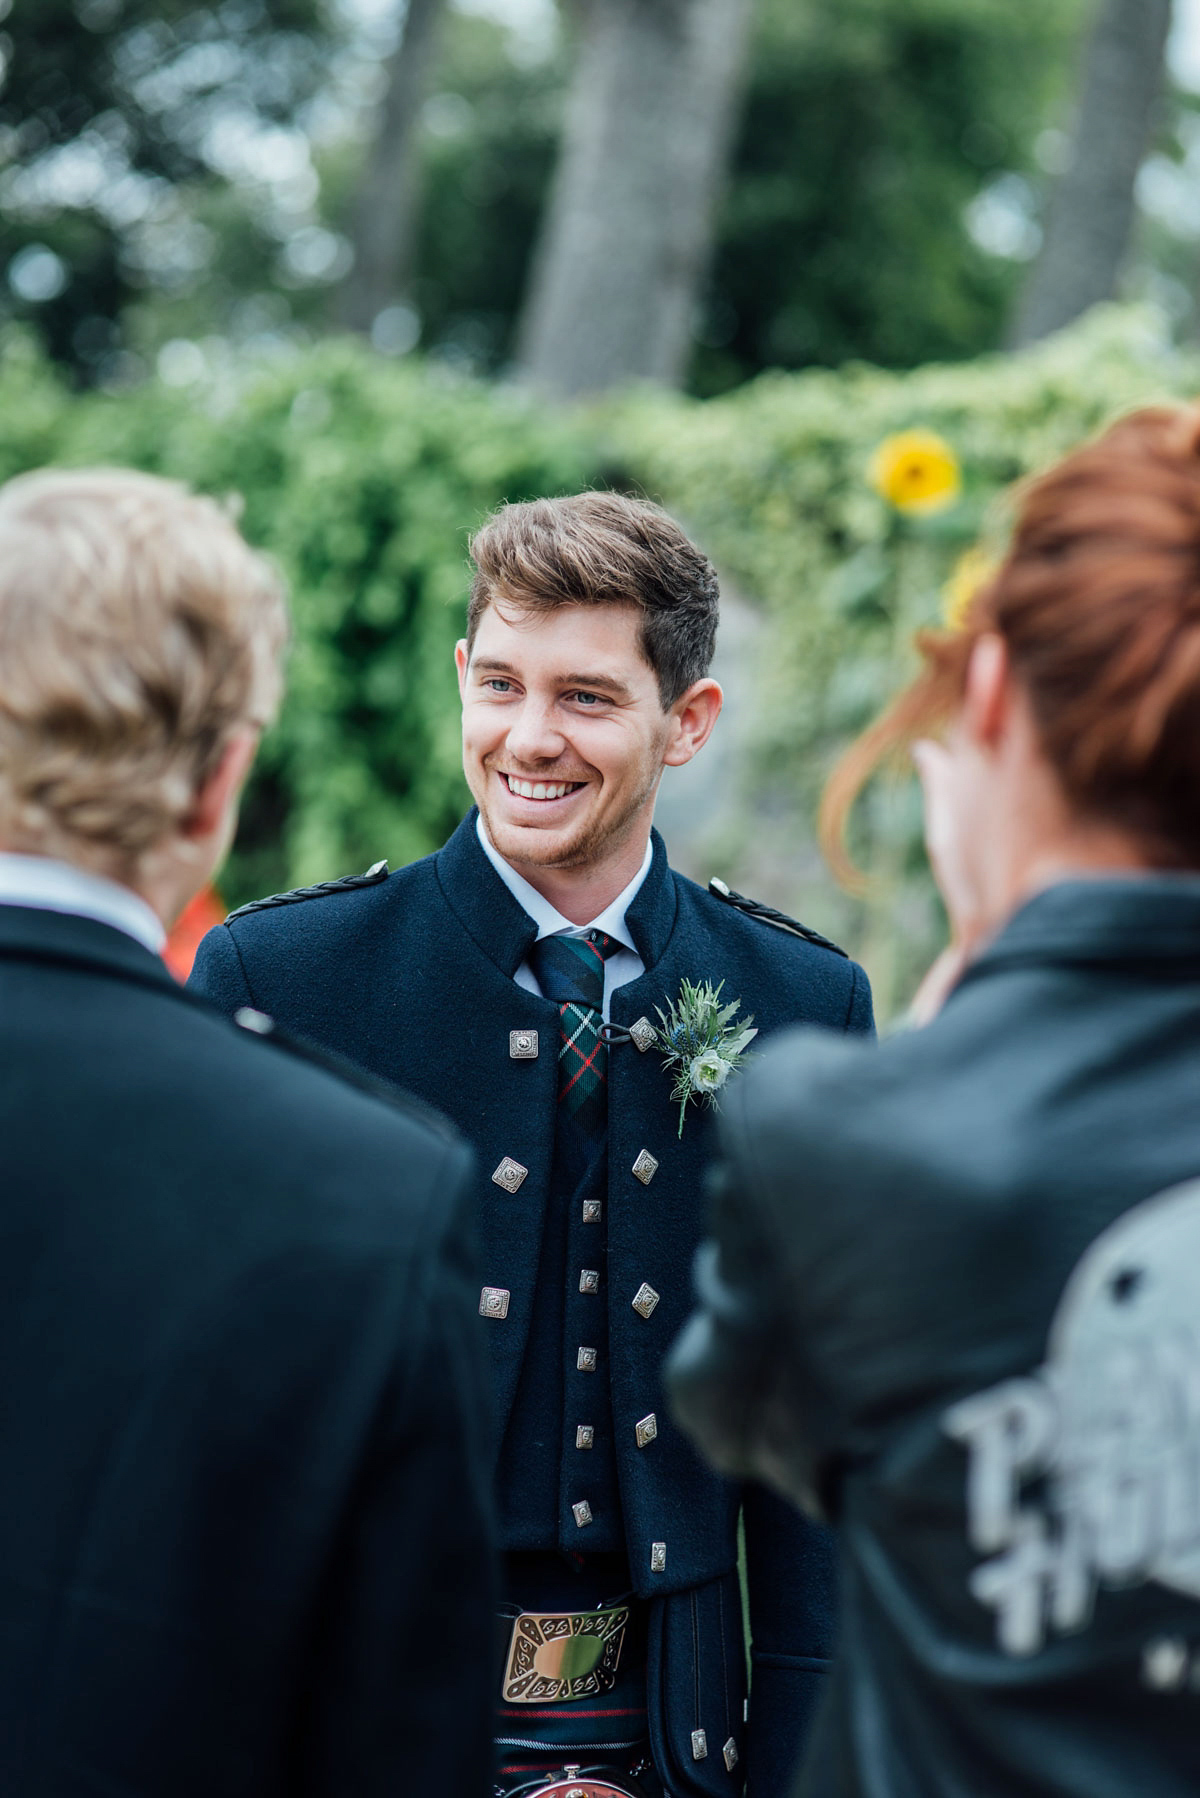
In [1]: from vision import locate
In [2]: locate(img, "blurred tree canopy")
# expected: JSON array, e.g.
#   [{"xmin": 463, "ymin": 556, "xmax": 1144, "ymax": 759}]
[
  {"xmin": 2, "ymin": 0, "xmax": 1107, "ymax": 391},
  {"xmin": 405, "ymin": 0, "xmax": 1088, "ymax": 389},
  {"xmin": 0, "ymin": 0, "xmax": 341, "ymax": 383},
  {"xmin": 694, "ymin": 0, "xmax": 1086, "ymax": 388}
]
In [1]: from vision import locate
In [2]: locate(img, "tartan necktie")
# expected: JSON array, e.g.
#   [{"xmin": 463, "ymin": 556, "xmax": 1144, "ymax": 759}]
[{"xmin": 528, "ymin": 930, "xmax": 622, "ymax": 1153}]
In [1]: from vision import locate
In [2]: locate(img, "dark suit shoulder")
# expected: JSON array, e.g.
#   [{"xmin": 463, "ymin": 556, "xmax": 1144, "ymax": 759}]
[
  {"xmin": 217, "ymin": 1000, "xmax": 460, "ymax": 1148},
  {"xmin": 222, "ymin": 848, "xmax": 439, "ymax": 954},
  {"xmin": 166, "ymin": 978, "xmax": 471, "ymax": 1229},
  {"xmin": 725, "ymin": 1012, "xmax": 1005, "ymax": 1226},
  {"xmin": 704, "ymin": 875, "xmax": 849, "ymax": 958},
  {"xmin": 225, "ymin": 858, "xmax": 391, "ymax": 924},
  {"xmin": 672, "ymin": 870, "xmax": 873, "ymax": 1035}
]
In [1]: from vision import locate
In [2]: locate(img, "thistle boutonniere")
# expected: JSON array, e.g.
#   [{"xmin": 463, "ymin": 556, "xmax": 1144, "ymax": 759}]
[{"xmin": 654, "ymin": 978, "xmax": 758, "ymax": 1138}]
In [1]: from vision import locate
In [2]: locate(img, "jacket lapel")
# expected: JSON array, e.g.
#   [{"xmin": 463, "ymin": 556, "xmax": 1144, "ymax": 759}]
[
  {"xmin": 624, "ymin": 829, "xmax": 678, "ymax": 974},
  {"xmin": 433, "ymin": 810, "xmax": 539, "ymax": 977}
]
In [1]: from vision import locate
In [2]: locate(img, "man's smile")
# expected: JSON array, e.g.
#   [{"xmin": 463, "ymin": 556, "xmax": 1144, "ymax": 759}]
[{"xmin": 498, "ymin": 771, "xmax": 589, "ymax": 805}]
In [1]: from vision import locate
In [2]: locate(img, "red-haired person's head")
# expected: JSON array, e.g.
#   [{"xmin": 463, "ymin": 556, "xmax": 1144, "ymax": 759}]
[{"xmin": 821, "ymin": 405, "xmax": 1200, "ymax": 960}]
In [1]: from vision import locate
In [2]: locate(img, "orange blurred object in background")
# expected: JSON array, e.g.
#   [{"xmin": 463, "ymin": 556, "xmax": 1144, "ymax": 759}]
[{"xmin": 164, "ymin": 886, "xmax": 225, "ymax": 982}]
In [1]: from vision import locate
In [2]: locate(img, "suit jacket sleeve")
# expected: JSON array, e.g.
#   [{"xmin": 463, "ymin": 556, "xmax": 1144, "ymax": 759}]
[
  {"xmin": 188, "ymin": 923, "xmax": 255, "ymax": 1014},
  {"xmin": 668, "ymin": 1029, "xmax": 875, "ymax": 1795},
  {"xmin": 742, "ymin": 1484, "xmax": 837, "ymax": 1798},
  {"xmin": 669, "ymin": 1028, "xmax": 870, "ymax": 1509},
  {"xmin": 301, "ymin": 1137, "xmax": 498, "ymax": 1798},
  {"xmin": 844, "ymin": 958, "xmax": 874, "ymax": 1039}
]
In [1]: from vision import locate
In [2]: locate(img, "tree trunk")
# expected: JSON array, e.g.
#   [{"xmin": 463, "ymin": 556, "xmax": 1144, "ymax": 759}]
[
  {"xmin": 337, "ymin": 0, "xmax": 447, "ymax": 335},
  {"xmin": 515, "ymin": 0, "xmax": 752, "ymax": 399},
  {"xmin": 1011, "ymin": 0, "xmax": 1173, "ymax": 347}
]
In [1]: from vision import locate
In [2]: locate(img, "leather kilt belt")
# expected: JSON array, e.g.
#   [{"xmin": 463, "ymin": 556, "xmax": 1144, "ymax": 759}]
[
  {"xmin": 501, "ymin": 1602, "xmax": 630, "ymax": 1706},
  {"xmin": 522, "ymin": 1769, "xmax": 641, "ymax": 1798}
]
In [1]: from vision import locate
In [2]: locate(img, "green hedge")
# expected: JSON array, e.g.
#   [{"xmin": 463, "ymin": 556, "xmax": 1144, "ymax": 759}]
[
  {"xmin": 619, "ymin": 307, "xmax": 1200, "ymax": 1014},
  {"xmin": 8, "ymin": 336, "xmax": 600, "ymax": 904},
  {"xmin": 2, "ymin": 310, "xmax": 1195, "ymax": 1013}
]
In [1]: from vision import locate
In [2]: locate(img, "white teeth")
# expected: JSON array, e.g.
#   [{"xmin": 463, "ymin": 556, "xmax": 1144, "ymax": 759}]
[{"xmin": 505, "ymin": 776, "xmax": 578, "ymax": 800}]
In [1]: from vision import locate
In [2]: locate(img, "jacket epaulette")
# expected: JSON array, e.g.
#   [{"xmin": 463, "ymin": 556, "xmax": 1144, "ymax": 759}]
[
  {"xmin": 707, "ymin": 876, "xmax": 849, "ymax": 959},
  {"xmin": 225, "ymin": 860, "xmax": 389, "ymax": 924}
]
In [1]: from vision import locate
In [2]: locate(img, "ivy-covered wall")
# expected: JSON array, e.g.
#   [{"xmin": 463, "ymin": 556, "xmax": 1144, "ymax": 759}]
[
  {"xmin": 620, "ymin": 307, "xmax": 1200, "ymax": 1012},
  {"xmin": 4, "ymin": 308, "xmax": 1194, "ymax": 1013}
]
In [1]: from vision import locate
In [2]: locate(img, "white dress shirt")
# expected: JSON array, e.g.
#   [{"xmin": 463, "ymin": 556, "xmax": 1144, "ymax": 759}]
[
  {"xmin": 475, "ymin": 815, "xmax": 650, "ymax": 1022},
  {"xmin": 0, "ymin": 851, "xmax": 166, "ymax": 955}
]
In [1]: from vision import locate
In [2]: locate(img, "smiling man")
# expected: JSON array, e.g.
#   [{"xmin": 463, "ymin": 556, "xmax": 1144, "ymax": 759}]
[{"xmin": 191, "ymin": 491, "xmax": 874, "ymax": 1798}]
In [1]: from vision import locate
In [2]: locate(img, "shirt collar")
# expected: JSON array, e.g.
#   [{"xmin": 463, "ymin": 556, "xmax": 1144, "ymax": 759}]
[
  {"xmin": 475, "ymin": 814, "xmax": 651, "ymax": 951},
  {"xmin": 0, "ymin": 852, "xmax": 167, "ymax": 956}
]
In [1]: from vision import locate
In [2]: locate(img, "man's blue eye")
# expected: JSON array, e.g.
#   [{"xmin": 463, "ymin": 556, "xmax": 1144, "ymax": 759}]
[
  {"xmin": 574, "ymin": 692, "xmax": 600, "ymax": 705},
  {"xmin": 486, "ymin": 679, "xmax": 512, "ymax": 692}
]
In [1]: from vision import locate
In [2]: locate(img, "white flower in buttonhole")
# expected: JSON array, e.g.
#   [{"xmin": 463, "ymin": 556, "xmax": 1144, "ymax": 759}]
[
  {"xmin": 653, "ymin": 978, "xmax": 758, "ymax": 1138},
  {"xmin": 689, "ymin": 1048, "xmax": 731, "ymax": 1094}
]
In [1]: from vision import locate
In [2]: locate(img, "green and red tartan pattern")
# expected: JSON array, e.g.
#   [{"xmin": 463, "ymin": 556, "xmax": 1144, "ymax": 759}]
[{"xmin": 527, "ymin": 931, "xmax": 620, "ymax": 1145}]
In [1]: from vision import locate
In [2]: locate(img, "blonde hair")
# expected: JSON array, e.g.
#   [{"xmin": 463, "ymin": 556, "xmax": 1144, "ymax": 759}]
[{"xmin": 0, "ymin": 467, "xmax": 288, "ymax": 874}]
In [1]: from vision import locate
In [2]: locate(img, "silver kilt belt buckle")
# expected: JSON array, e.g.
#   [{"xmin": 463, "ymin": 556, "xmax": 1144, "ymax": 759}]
[
  {"xmin": 502, "ymin": 1603, "xmax": 629, "ymax": 1704},
  {"xmin": 526, "ymin": 1769, "xmax": 640, "ymax": 1798}
]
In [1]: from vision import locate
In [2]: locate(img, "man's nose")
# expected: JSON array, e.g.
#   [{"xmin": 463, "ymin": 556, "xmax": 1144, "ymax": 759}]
[{"xmin": 505, "ymin": 698, "xmax": 565, "ymax": 763}]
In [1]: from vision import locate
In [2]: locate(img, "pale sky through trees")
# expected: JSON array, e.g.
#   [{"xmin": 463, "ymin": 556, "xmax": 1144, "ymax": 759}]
[
  {"xmin": 349, "ymin": 0, "xmax": 1200, "ymax": 78},
  {"xmin": 346, "ymin": 0, "xmax": 1200, "ymax": 254}
]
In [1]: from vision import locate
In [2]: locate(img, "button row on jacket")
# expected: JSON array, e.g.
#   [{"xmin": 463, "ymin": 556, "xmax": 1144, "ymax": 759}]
[
  {"xmin": 490, "ymin": 1152, "xmax": 658, "ymax": 1190},
  {"xmin": 482, "ymin": 1284, "xmax": 662, "ymax": 1320}
]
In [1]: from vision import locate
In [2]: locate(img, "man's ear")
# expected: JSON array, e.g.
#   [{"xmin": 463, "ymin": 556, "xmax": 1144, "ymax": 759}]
[
  {"xmin": 961, "ymin": 633, "xmax": 1010, "ymax": 751},
  {"xmin": 181, "ymin": 729, "xmax": 259, "ymax": 845},
  {"xmin": 455, "ymin": 639, "xmax": 469, "ymax": 699},
  {"xmin": 662, "ymin": 678, "xmax": 723, "ymax": 768}
]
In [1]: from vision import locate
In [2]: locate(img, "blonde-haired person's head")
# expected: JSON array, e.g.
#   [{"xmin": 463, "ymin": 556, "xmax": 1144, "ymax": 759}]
[{"xmin": 0, "ymin": 467, "xmax": 288, "ymax": 894}]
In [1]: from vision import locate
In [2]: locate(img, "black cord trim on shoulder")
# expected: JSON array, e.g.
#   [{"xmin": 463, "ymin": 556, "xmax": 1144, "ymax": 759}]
[
  {"xmin": 707, "ymin": 876, "xmax": 849, "ymax": 959},
  {"xmin": 225, "ymin": 860, "xmax": 389, "ymax": 924}
]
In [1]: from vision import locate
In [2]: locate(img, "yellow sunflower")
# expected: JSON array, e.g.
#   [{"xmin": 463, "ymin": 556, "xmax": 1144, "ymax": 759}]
[
  {"xmin": 942, "ymin": 545, "xmax": 998, "ymax": 631},
  {"xmin": 869, "ymin": 429, "xmax": 962, "ymax": 515}
]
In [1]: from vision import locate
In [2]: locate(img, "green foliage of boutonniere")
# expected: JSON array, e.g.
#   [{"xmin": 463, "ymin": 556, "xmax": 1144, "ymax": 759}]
[{"xmin": 654, "ymin": 978, "xmax": 758, "ymax": 1138}]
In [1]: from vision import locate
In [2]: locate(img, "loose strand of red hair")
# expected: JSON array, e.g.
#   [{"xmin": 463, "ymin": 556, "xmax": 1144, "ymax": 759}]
[
  {"xmin": 818, "ymin": 403, "xmax": 1200, "ymax": 889},
  {"xmin": 817, "ymin": 626, "xmax": 978, "ymax": 890}
]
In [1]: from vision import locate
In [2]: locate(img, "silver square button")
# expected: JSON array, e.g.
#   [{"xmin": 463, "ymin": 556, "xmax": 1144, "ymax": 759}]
[
  {"xmin": 492, "ymin": 1157, "xmax": 528, "ymax": 1193},
  {"xmin": 582, "ymin": 1198, "xmax": 603, "ymax": 1223},
  {"xmin": 650, "ymin": 1541, "xmax": 666, "ymax": 1573},
  {"xmin": 635, "ymin": 1412, "xmax": 658, "ymax": 1449},
  {"xmin": 632, "ymin": 1149, "xmax": 659, "ymax": 1186},
  {"xmin": 723, "ymin": 1738, "xmax": 739, "ymax": 1772},
  {"xmin": 479, "ymin": 1286, "xmax": 510, "ymax": 1319},
  {"xmin": 576, "ymin": 1425, "xmax": 594, "ymax": 1449},
  {"xmin": 691, "ymin": 1730, "xmax": 708, "ymax": 1761},
  {"xmin": 577, "ymin": 1346, "xmax": 597, "ymax": 1372},
  {"xmin": 629, "ymin": 1016, "xmax": 657, "ymax": 1053},
  {"xmin": 572, "ymin": 1500, "xmax": 593, "ymax": 1529},
  {"xmin": 509, "ymin": 1029, "xmax": 539, "ymax": 1059},
  {"xmin": 631, "ymin": 1282, "xmax": 660, "ymax": 1319},
  {"xmin": 579, "ymin": 1269, "xmax": 599, "ymax": 1294}
]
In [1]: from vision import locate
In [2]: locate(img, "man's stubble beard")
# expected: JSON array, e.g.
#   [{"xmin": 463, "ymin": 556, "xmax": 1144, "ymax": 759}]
[{"xmin": 481, "ymin": 753, "xmax": 663, "ymax": 874}]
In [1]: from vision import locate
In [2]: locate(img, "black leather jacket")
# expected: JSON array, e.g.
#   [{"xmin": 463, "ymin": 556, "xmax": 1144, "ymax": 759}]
[{"xmin": 668, "ymin": 878, "xmax": 1200, "ymax": 1797}]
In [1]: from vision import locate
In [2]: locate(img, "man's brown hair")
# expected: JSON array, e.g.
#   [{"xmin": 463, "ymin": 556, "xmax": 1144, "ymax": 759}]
[{"xmin": 467, "ymin": 491, "xmax": 718, "ymax": 706}]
